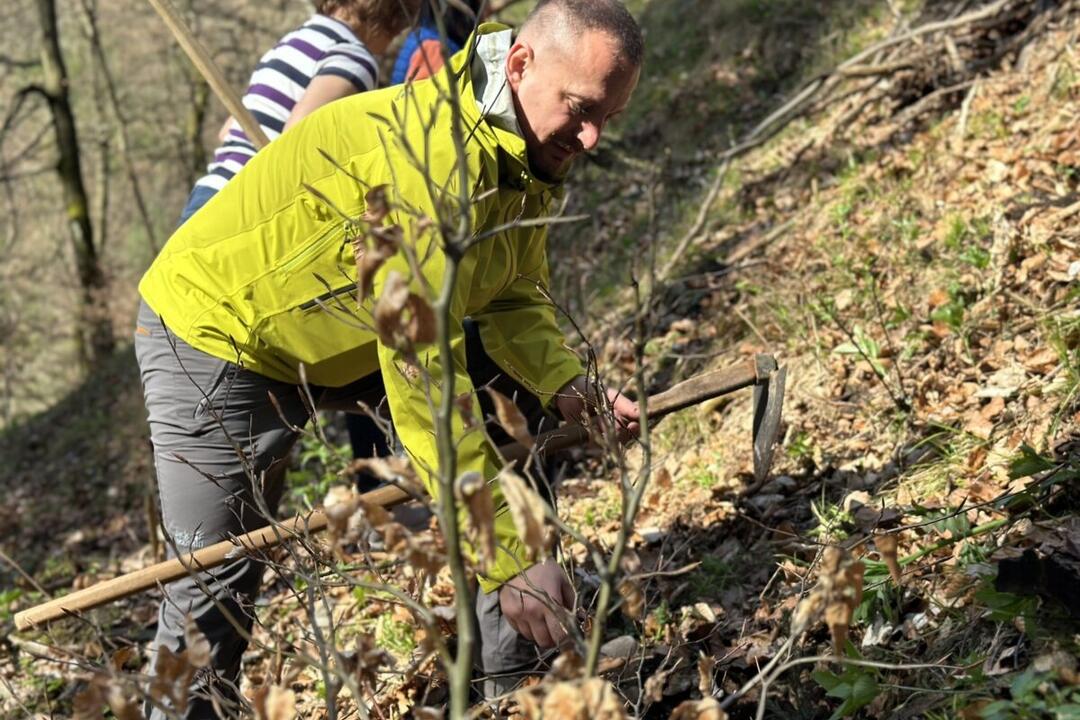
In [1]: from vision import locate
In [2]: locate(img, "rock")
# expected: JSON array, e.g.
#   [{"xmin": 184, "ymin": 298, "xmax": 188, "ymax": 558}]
[
  {"xmin": 842, "ymin": 490, "xmax": 871, "ymax": 512},
  {"xmin": 637, "ymin": 526, "xmax": 666, "ymax": 544},
  {"xmin": 747, "ymin": 493, "xmax": 785, "ymax": 514},
  {"xmin": 760, "ymin": 475, "xmax": 796, "ymax": 494},
  {"xmin": 600, "ymin": 635, "xmax": 639, "ymax": 659}
]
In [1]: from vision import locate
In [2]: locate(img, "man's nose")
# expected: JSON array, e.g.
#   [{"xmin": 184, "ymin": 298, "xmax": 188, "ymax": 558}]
[{"xmin": 578, "ymin": 121, "xmax": 602, "ymax": 152}]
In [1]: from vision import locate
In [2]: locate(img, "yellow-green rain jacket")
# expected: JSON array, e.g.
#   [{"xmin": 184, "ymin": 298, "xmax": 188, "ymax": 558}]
[{"xmin": 139, "ymin": 24, "xmax": 583, "ymax": 591}]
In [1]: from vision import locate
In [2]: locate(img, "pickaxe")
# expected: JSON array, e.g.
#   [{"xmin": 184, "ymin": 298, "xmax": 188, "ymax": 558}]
[{"xmin": 14, "ymin": 355, "xmax": 785, "ymax": 631}]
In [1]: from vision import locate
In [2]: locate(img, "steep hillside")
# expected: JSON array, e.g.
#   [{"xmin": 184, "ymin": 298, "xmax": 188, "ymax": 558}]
[{"xmin": 2, "ymin": 1, "xmax": 1078, "ymax": 718}]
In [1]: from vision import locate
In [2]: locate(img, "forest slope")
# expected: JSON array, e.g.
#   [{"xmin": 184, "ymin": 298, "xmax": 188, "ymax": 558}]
[{"xmin": 1, "ymin": 1, "xmax": 1078, "ymax": 718}]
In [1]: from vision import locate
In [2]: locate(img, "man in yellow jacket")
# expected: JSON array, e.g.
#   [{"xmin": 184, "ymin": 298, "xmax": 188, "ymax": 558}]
[{"xmin": 136, "ymin": 0, "xmax": 642, "ymax": 713}]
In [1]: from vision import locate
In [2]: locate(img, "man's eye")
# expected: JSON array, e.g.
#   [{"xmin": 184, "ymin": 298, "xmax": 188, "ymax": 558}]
[{"xmin": 569, "ymin": 102, "xmax": 588, "ymax": 116}]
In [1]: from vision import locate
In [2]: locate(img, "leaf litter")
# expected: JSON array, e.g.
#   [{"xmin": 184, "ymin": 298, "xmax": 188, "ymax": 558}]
[{"xmin": 4, "ymin": 1, "xmax": 1080, "ymax": 718}]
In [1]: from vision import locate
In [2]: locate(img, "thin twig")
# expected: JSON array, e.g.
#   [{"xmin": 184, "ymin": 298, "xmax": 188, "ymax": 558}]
[{"xmin": 0, "ymin": 545, "xmax": 50, "ymax": 597}]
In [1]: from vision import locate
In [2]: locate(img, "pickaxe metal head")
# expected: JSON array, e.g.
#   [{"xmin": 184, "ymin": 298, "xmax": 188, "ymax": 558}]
[{"xmin": 752, "ymin": 354, "xmax": 787, "ymax": 483}]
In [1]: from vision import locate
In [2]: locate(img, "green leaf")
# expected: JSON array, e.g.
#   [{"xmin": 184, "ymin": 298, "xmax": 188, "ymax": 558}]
[
  {"xmin": 849, "ymin": 672, "xmax": 880, "ymax": 707},
  {"xmin": 974, "ymin": 585, "xmax": 1037, "ymax": 622},
  {"xmin": 1053, "ymin": 704, "xmax": 1080, "ymax": 720},
  {"xmin": 817, "ymin": 665, "xmax": 879, "ymax": 719},
  {"xmin": 826, "ymin": 680, "xmax": 854, "ymax": 700},
  {"xmin": 830, "ymin": 672, "xmax": 880, "ymax": 719},
  {"xmin": 1008, "ymin": 444, "xmax": 1056, "ymax": 479},
  {"xmin": 979, "ymin": 699, "xmax": 1014, "ymax": 719},
  {"xmin": 813, "ymin": 669, "xmax": 843, "ymax": 692},
  {"xmin": 1010, "ymin": 669, "xmax": 1043, "ymax": 699},
  {"xmin": 931, "ymin": 302, "xmax": 965, "ymax": 329}
]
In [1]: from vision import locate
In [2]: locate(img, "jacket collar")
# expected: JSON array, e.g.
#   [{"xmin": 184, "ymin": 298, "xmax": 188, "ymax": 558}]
[{"xmin": 447, "ymin": 23, "xmax": 561, "ymax": 197}]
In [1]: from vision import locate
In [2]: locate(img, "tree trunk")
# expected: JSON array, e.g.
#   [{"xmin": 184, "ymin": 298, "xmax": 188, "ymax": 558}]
[
  {"xmin": 78, "ymin": 0, "xmax": 160, "ymax": 255},
  {"xmin": 185, "ymin": 68, "xmax": 210, "ymax": 189},
  {"xmin": 36, "ymin": 0, "xmax": 113, "ymax": 367}
]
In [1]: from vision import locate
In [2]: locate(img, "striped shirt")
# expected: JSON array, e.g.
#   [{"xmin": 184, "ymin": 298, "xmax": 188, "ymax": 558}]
[{"xmin": 195, "ymin": 14, "xmax": 378, "ymax": 192}]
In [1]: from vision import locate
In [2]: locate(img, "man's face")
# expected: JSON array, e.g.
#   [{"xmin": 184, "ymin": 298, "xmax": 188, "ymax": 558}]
[{"xmin": 507, "ymin": 30, "xmax": 639, "ymax": 181}]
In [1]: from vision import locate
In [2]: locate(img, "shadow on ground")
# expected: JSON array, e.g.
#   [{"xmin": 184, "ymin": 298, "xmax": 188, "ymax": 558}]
[{"xmin": 0, "ymin": 346, "xmax": 151, "ymax": 600}]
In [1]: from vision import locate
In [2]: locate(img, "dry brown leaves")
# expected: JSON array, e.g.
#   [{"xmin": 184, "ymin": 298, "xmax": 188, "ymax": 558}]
[
  {"xmin": 383, "ymin": 521, "xmax": 446, "ymax": 575},
  {"xmin": 488, "ymin": 388, "xmax": 534, "ymax": 448},
  {"xmin": 353, "ymin": 186, "xmax": 399, "ymax": 299},
  {"xmin": 454, "ymin": 471, "xmax": 496, "ymax": 571},
  {"xmin": 498, "ymin": 470, "xmax": 554, "ymax": 561},
  {"xmin": 348, "ymin": 456, "xmax": 422, "ymax": 495},
  {"xmin": 142, "ymin": 618, "xmax": 212, "ymax": 714},
  {"xmin": 251, "ymin": 685, "xmax": 296, "ymax": 720},
  {"xmin": 373, "ymin": 270, "xmax": 436, "ymax": 349},
  {"xmin": 73, "ymin": 679, "xmax": 141, "ymax": 720},
  {"xmin": 873, "ymin": 533, "xmax": 903, "ymax": 585},
  {"xmin": 698, "ymin": 654, "xmax": 717, "ymax": 696},
  {"xmin": 344, "ymin": 632, "xmax": 397, "ymax": 689},
  {"xmin": 516, "ymin": 677, "xmax": 626, "ymax": 720},
  {"xmin": 645, "ymin": 667, "xmax": 679, "ymax": 704},
  {"xmin": 793, "ymin": 547, "xmax": 865, "ymax": 654},
  {"xmin": 670, "ymin": 697, "xmax": 728, "ymax": 720},
  {"xmin": 617, "ymin": 578, "xmax": 645, "ymax": 620},
  {"xmin": 323, "ymin": 485, "xmax": 393, "ymax": 547}
]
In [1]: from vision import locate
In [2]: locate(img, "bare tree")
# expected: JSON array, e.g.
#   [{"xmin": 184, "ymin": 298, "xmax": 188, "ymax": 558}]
[
  {"xmin": 76, "ymin": 0, "xmax": 160, "ymax": 254},
  {"xmin": 33, "ymin": 0, "xmax": 113, "ymax": 367}
]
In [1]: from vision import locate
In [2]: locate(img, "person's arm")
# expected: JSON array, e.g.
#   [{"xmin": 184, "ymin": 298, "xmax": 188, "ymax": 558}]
[
  {"xmin": 470, "ymin": 224, "xmax": 585, "ymax": 407},
  {"xmin": 372, "ymin": 224, "xmax": 545, "ymax": 594},
  {"xmin": 465, "ymin": 224, "xmax": 638, "ymax": 646},
  {"xmin": 362, "ymin": 161, "xmax": 546, "ymax": 577},
  {"xmin": 217, "ymin": 117, "xmax": 235, "ymax": 143},
  {"xmin": 283, "ymin": 75, "xmax": 363, "ymax": 131},
  {"xmin": 470, "ymin": 222, "xmax": 640, "ymax": 433},
  {"xmin": 553, "ymin": 375, "xmax": 640, "ymax": 439},
  {"xmin": 285, "ymin": 42, "xmax": 378, "ymax": 131}
]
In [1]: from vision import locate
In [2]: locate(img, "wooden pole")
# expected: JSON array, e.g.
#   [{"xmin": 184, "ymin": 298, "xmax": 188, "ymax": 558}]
[
  {"xmin": 15, "ymin": 357, "xmax": 770, "ymax": 631},
  {"xmin": 145, "ymin": 0, "xmax": 270, "ymax": 149}
]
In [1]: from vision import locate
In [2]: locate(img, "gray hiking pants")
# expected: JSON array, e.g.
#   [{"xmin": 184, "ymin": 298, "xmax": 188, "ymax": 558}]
[{"xmin": 134, "ymin": 301, "xmax": 552, "ymax": 718}]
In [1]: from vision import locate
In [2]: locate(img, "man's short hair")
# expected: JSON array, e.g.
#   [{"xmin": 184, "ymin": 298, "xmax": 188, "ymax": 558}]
[
  {"xmin": 521, "ymin": 0, "xmax": 644, "ymax": 69},
  {"xmin": 314, "ymin": 0, "xmax": 421, "ymax": 39}
]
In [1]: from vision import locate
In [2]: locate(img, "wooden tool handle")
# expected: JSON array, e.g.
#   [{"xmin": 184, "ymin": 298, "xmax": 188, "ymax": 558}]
[
  {"xmin": 146, "ymin": 0, "xmax": 270, "ymax": 149},
  {"xmin": 647, "ymin": 356, "xmax": 766, "ymax": 419},
  {"xmin": 15, "ymin": 484, "xmax": 410, "ymax": 631},
  {"xmin": 15, "ymin": 357, "xmax": 774, "ymax": 631},
  {"xmin": 497, "ymin": 358, "xmax": 766, "ymax": 462}
]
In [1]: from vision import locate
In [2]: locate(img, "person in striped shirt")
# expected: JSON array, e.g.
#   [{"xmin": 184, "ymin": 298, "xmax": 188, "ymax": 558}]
[{"xmin": 178, "ymin": 0, "xmax": 419, "ymax": 226}]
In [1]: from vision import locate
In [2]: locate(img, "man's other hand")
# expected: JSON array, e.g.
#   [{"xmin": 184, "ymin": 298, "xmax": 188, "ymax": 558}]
[
  {"xmin": 498, "ymin": 559, "xmax": 575, "ymax": 648},
  {"xmin": 555, "ymin": 376, "xmax": 641, "ymax": 441}
]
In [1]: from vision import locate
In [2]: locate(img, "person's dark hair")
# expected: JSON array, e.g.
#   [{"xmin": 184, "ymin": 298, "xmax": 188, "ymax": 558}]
[
  {"xmin": 417, "ymin": 0, "xmax": 483, "ymax": 47},
  {"xmin": 315, "ymin": 0, "xmax": 421, "ymax": 39},
  {"xmin": 522, "ymin": 0, "xmax": 644, "ymax": 68}
]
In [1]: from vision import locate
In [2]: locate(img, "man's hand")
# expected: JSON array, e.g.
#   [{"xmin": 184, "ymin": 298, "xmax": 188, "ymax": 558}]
[
  {"xmin": 498, "ymin": 559, "xmax": 575, "ymax": 648},
  {"xmin": 555, "ymin": 376, "xmax": 640, "ymax": 441}
]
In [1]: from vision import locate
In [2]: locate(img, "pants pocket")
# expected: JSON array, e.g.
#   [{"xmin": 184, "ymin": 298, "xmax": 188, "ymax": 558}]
[{"xmin": 192, "ymin": 360, "xmax": 232, "ymax": 421}]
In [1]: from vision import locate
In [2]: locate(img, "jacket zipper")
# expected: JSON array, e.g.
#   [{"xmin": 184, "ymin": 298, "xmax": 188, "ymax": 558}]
[
  {"xmin": 298, "ymin": 284, "xmax": 358, "ymax": 312},
  {"xmin": 279, "ymin": 223, "xmax": 343, "ymax": 275}
]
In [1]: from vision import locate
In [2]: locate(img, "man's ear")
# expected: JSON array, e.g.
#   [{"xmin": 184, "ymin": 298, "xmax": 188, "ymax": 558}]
[{"xmin": 505, "ymin": 40, "xmax": 533, "ymax": 91}]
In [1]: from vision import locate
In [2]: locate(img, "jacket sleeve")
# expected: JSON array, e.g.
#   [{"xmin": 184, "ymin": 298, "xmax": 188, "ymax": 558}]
[
  {"xmin": 372, "ymin": 197, "xmax": 539, "ymax": 594},
  {"xmin": 471, "ymin": 224, "xmax": 585, "ymax": 408}
]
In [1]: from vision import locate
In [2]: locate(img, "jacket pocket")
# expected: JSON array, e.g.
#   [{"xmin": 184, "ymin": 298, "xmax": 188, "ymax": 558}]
[
  {"xmin": 298, "ymin": 284, "xmax": 359, "ymax": 313},
  {"xmin": 279, "ymin": 223, "xmax": 345, "ymax": 277}
]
